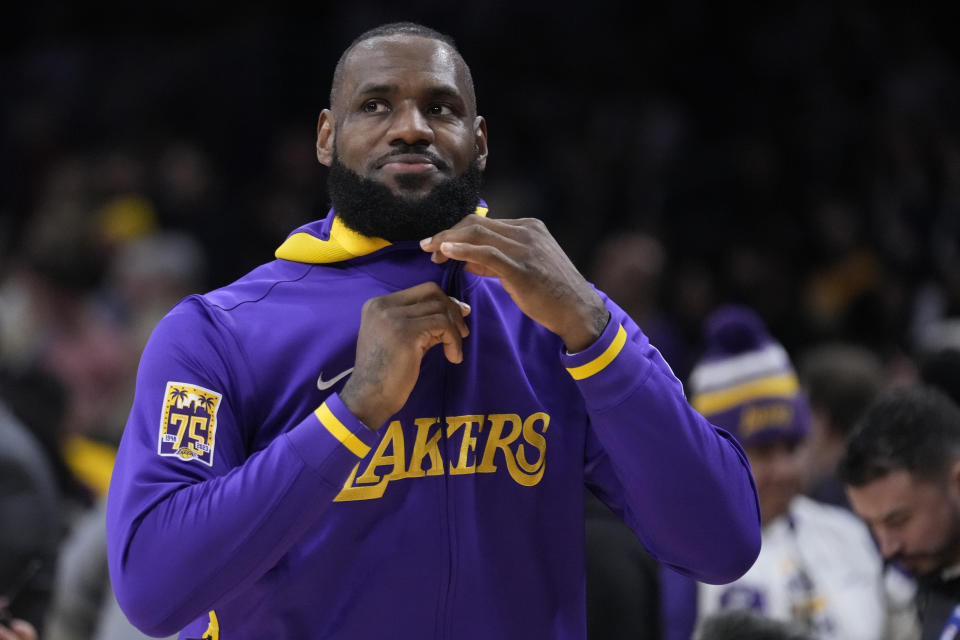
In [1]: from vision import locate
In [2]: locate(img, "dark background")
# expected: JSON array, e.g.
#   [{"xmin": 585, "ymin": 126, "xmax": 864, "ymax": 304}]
[{"xmin": 3, "ymin": 1, "xmax": 960, "ymax": 381}]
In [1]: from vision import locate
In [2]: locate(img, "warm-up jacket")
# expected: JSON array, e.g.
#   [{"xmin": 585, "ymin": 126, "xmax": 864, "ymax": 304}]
[{"xmin": 106, "ymin": 207, "xmax": 761, "ymax": 639}]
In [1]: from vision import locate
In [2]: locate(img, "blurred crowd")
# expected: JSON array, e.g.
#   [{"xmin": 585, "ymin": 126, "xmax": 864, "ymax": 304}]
[{"xmin": 2, "ymin": 1, "xmax": 960, "ymax": 638}]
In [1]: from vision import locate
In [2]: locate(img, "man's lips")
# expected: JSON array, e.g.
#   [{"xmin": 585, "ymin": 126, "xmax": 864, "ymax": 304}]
[
  {"xmin": 381, "ymin": 162, "xmax": 438, "ymax": 174},
  {"xmin": 376, "ymin": 153, "xmax": 445, "ymax": 174}
]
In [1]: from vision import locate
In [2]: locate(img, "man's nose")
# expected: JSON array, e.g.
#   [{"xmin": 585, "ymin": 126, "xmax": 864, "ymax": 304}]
[
  {"xmin": 876, "ymin": 529, "xmax": 902, "ymax": 560},
  {"xmin": 388, "ymin": 103, "xmax": 433, "ymax": 146}
]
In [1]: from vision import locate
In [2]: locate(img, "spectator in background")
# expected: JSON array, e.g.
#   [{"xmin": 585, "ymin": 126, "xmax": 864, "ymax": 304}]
[
  {"xmin": 0, "ymin": 398, "xmax": 59, "ymax": 634},
  {"xmin": 841, "ymin": 387, "xmax": 960, "ymax": 640},
  {"xmin": 0, "ymin": 367, "xmax": 92, "ymax": 526},
  {"xmin": 590, "ymin": 231, "xmax": 695, "ymax": 381},
  {"xmin": 106, "ymin": 231, "xmax": 206, "ymax": 353},
  {"xmin": 694, "ymin": 609, "xmax": 817, "ymax": 640},
  {"xmin": 798, "ymin": 343, "xmax": 883, "ymax": 508},
  {"xmin": 661, "ymin": 305, "xmax": 916, "ymax": 640},
  {"xmin": 589, "ymin": 232, "xmax": 666, "ymax": 330},
  {"xmin": 919, "ymin": 347, "xmax": 960, "ymax": 407},
  {"xmin": 44, "ymin": 501, "xmax": 176, "ymax": 640}
]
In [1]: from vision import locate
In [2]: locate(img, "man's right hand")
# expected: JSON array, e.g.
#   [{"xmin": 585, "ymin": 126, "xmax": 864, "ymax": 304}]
[{"xmin": 339, "ymin": 282, "xmax": 471, "ymax": 431}]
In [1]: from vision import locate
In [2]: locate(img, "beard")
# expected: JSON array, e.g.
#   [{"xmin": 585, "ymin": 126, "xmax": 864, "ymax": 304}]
[
  {"xmin": 896, "ymin": 501, "xmax": 960, "ymax": 579},
  {"xmin": 328, "ymin": 153, "xmax": 482, "ymax": 242}
]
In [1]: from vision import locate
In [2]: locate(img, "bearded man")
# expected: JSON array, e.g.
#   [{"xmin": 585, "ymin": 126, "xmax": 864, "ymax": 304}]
[
  {"xmin": 842, "ymin": 387, "xmax": 960, "ymax": 640},
  {"xmin": 106, "ymin": 22, "xmax": 761, "ymax": 639}
]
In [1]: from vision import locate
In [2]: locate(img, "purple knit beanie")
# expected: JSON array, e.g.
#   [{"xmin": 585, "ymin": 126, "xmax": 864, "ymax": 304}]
[{"xmin": 688, "ymin": 305, "xmax": 811, "ymax": 447}]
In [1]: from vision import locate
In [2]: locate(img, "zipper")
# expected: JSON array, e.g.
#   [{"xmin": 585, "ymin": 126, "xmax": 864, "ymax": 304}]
[{"xmin": 434, "ymin": 260, "xmax": 465, "ymax": 640}]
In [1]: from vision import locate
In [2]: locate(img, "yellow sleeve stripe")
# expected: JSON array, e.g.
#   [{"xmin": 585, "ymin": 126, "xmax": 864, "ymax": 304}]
[
  {"xmin": 315, "ymin": 402, "xmax": 371, "ymax": 458},
  {"xmin": 566, "ymin": 324, "xmax": 628, "ymax": 380},
  {"xmin": 692, "ymin": 374, "xmax": 799, "ymax": 416}
]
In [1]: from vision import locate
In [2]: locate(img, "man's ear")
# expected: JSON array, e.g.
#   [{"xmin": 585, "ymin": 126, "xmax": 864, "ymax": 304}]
[
  {"xmin": 474, "ymin": 116, "xmax": 488, "ymax": 171},
  {"xmin": 951, "ymin": 459, "xmax": 960, "ymax": 495},
  {"xmin": 317, "ymin": 109, "xmax": 334, "ymax": 167}
]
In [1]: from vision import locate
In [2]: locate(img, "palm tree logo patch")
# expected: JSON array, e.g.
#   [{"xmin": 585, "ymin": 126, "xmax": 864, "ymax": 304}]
[{"xmin": 157, "ymin": 381, "xmax": 222, "ymax": 466}]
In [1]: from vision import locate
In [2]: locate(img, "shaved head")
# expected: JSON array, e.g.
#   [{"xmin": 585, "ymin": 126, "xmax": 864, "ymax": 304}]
[{"xmin": 330, "ymin": 22, "xmax": 476, "ymax": 116}]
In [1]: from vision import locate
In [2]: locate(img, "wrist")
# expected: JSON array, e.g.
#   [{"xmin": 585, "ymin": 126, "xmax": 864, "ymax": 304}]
[
  {"xmin": 561, "ymin": 303, "xmax": 610, "ymax": 353},
  {"xmin": 339, "ymin": 381, "xmax": 391, "ymax": 432}
]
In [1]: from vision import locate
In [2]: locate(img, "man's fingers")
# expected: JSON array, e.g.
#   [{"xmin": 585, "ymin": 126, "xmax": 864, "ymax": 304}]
[
  {"xmin": 437, "ymin": 242, "xmax": 517, "ymax": 278},
  {"xmin": 346, "ymin": 284, "xmax": 473, "ymax": 429},
  {"xmin": 372, "ymin": 284, "xmax": 470, "ymax": 334},
  {"xmin": 450, "ymin": 296, "xmax": 471, "ymax": 317},
  {"xmin": 383, "ymin": 281, "xmax": 447, "ymax": 304},
  {"xmin": 421, "ymin": 215, "xmax": 524, "ymax": 256},
  {"xmin": 402, "ymin": 298, "xmax": 469, "ymax": 339},
  {"xmin": 440, "ymin": 330, "xmax": 463, "ymax": 364},
  {"xmin": 409, "ymin": 314, "xmax": 464, "ymax": 363}
]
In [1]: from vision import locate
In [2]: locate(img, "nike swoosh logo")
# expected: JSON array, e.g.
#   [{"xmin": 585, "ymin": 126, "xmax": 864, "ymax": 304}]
[{"xmin": 317, "ymin": 367, "xmax": 353, "ymax": 390}]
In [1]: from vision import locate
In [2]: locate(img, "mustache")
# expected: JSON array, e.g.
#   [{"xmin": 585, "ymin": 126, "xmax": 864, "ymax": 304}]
[{"xmin": 374, "ymin": 146, "xmax": 449, "ymax": 171}]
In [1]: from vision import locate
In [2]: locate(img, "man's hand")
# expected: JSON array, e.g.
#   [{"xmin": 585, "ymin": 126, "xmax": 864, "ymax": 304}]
[
  {"xmin": 340, "ymin": 282, "xmax": 471, "ymax": 430},
  {"xmin": 420, "ymin": 215, "xmax": 609, "ymax": 352}
]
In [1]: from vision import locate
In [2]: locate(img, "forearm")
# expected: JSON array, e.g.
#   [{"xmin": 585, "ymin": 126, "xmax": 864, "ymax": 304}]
[
  {"xmin": 107, "ymin": 395, "xmax": 376, "ymax": 636},
  {"xmin": 575, "ymin": 315, "xmax": 761, "ymax": 583}
]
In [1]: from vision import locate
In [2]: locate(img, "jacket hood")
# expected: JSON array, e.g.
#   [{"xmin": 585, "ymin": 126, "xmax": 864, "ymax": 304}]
[{"xmin": 275, "ymin": 203, "xmax": 489, "ymax": 265}]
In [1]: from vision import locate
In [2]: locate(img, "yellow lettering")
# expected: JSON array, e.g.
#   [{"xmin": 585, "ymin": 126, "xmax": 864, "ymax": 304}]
[
  {"xmin": 170, "ymin": 413, "xmax": 189, "ymax": 449},
  {"xmin": 448, "ymin": 415, "xmax": 484, "ymax": 475},
  {"xmin": 188, "ymin": 416, "xmax": 208, "ymax": 448},
  {"xmin": 333, "ymin": 411, "xmax": 552, "ymax": 501},
  {"xmin": 356, "ymin": 420, "xmax": 406, "ymax": 485},
  {"xmin": 334, "ymin": 462, "xmax": 389, "ymax": 501},
  {"xmin": 403, "ymin": 418, "xmax": 444, "ymax": 478},
  {"xmin": 740, "ymin": 404, "xmax": 793, "ymax": 437},
  {"xmin": 476, "ymin": 414, "xmax": 522, "ymax": 474},
  {"xmin": 515, "ymin": 412, "xmax": 550, "ymax": 485}
]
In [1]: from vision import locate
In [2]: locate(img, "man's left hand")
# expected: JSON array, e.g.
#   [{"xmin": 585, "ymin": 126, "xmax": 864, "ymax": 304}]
[{"xmin": 421, "ymin": 214, "xmax": 609, "ymax": 352}]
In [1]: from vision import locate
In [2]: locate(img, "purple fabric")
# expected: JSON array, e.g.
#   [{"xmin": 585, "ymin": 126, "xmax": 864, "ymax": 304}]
[
  {"xmin": 705, "ymin": 395, "xmax": 812, "ymax": 448},
  {"xmin": 106, "ymin": 210, "xmax": 760, "ymax": 639},
  {"xmin": 691, "ymin": 305, "xmax": 811, "ymax": 447},
  {"xmin": 660, "ymin": 567, "xmax": 699, "ymax": 640}
]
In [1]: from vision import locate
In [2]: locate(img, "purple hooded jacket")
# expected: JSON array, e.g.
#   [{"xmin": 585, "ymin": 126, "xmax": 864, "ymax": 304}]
[{"xmin": 106, "ymin": 208, "xmax": 761, "ymax": 639}]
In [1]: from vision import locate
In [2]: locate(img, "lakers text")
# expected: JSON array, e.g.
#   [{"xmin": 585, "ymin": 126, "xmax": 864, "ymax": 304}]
[{"xmin": 336, "ymin": 412, "xmax": 550, "ymax": 502}]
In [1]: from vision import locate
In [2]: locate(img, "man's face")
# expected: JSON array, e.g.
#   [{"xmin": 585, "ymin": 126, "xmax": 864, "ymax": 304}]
[
  {"xmin": 319, "ymin": 34, "xmax": 486, "ymax": 199},
  {"xmin": 847, "ymin": 469, "xmax": 960, "ymax": 577},
  {"xmin": 745, "ymin": 439, "xmax": 807, "ymax": 527}
]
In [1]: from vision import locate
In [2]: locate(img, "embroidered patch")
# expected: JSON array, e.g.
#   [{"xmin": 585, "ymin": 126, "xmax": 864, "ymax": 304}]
[{"xmin": 157, "ymin": 382, "xmax": 222, "ymax": 466}]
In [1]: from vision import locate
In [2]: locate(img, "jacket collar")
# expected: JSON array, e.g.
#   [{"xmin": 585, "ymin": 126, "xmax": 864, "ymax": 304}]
[{"xmin": 275, "ymin": 203, "xmax": 489, "ymax": 265}]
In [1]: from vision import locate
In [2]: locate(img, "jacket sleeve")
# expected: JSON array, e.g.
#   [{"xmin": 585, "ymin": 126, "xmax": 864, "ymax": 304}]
[
  {"xmin": 105, "ymin": 298, "xmax": 379, "ymax": 637},
  {"xmin": 573, "ymin": 295, "xmax": 761, "ymax": 585}
]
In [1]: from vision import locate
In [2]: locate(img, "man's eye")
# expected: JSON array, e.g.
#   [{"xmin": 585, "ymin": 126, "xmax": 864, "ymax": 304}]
[
  {"xmin": 362, "ymin": 100, "xmax": 388, "ymax": 113},
  {"xmin": 427, "ymin": 104, "xmax": 453, "ymax": 116},
  {"xmin": 886, "ymin": 514, "xmax": 910, "ymax": 528}
]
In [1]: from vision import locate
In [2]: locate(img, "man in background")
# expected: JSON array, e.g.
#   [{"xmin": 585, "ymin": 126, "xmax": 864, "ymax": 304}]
[
  {"xmin": 841, "ymin": 387, "xmax": 960, "ymax": 639},
  {"xmin": 662, "ymin": 305, "xmax": 912, "ymax": 640},
  {"xmin": 798, "ymin": 343, "xmax": 883, "ymax": 508},
  {"xmin": 0, "ymin": 398, "xmax": 56, "ymax": 639}
]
